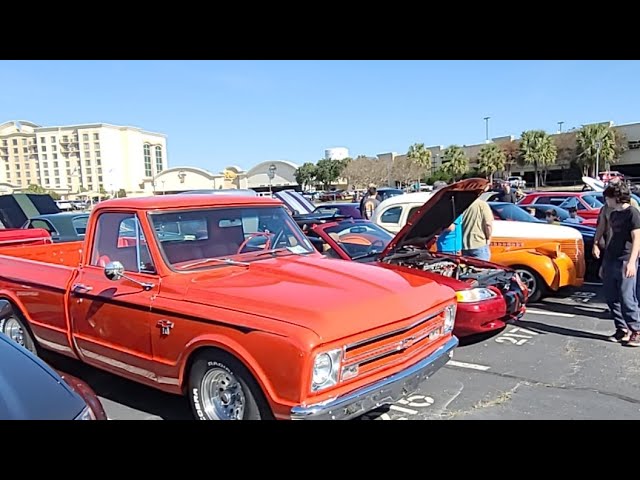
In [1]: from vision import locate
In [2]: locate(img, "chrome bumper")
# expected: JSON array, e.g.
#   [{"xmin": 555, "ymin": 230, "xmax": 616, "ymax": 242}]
[{"xmin": 290, "ymin": 336, "xmax": 458, "ymax": 420}]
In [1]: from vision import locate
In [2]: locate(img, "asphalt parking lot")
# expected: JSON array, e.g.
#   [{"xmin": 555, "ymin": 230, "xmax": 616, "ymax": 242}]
[{"xmin": 43, "ymin": 283, "xmax": 640, "ymax": 420}]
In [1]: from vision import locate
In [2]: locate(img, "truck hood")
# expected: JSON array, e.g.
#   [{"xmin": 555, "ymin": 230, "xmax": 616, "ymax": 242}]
[
  {"xmin": 380, "ymin": 178, "xmax": 490, "ymax": 257},
  {"xmin": 184, "ymin": 254, "xmax": 455, "ymax": 342}
]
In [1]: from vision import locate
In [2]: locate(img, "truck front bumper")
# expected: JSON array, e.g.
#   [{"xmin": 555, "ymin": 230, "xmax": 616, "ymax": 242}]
[{"xmin": 290, "ymin": 336, "xmax": 458, "ymax": 420}]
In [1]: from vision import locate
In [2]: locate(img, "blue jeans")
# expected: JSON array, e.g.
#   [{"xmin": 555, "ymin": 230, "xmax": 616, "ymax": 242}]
[
  {"xmin": 603, "ymin": 258, "xmax": 640, "ymax": 333},
  {"xmin": 462, "ymin": 245, "xmax": 491, "ymax": 261}
]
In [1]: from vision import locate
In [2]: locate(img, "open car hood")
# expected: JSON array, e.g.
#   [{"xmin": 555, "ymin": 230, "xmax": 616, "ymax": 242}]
[
  {"xmin": 582, "ymin": 176, "xmax": 605, "ymax": 192},
  {"xmin": 380, "ymin": 178, "xmax": 490, "ymax": 258}
]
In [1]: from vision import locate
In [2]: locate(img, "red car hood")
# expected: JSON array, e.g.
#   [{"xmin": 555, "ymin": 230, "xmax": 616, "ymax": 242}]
[
  {"xmin": 380, "ymin": 178, "xmax": 490, "ymax": 258},
  {"xmin": 184, "ymin": 254, "xmax": 455, "ymax": 342}
]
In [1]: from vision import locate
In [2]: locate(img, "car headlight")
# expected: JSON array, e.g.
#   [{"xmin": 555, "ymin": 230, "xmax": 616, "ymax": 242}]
[
  {"xmin": 444, "ymin": 304, "xmax": 456, "ymax": 333},
  {"xmin": 311, "ymin": 348, "xmax": 342, "ymax": 392},
  {"xmin": 455, "ymin": 288, "xmax": 498, "ymax": 303},
  {"xmin": 74, "ymin": 406, "xmax": 96, "ymax": 420}
]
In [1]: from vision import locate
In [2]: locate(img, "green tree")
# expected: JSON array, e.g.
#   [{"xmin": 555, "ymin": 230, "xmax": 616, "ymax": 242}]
[
  {"xmin": 440, "ymin": 145, "xmax": 469, "ymax": 181},
  {"xmin": 294, "ymin": 162, "xmax": 318, "ymax": 190},
  {"xmin": 117, "ymin": 189, "xmax": 127, "ymax": 198},
  {"xmin": 498, "ymin": 140, "xmax": 520, "ymax": 178},
  {"xmin": 407, "ymin": 143, "xmax": 432, "ymax": 171},
  {"xmin": 520, "ymin": 130, "xmax": 557, "ymax": 188},
  {"xmin": 26, "ymin": 184, "xmax": 47, "ymax": 194},
  {"xmin": 476, "ymin": 143, "xmax": 506, "ymax": 182},
  {"xmin": 576, "ymin": 123, "xmax": 618, "ymax": 177},
  {"xmin": 314, "ymin": 158, "xmax": 344, "ymax": 189}
]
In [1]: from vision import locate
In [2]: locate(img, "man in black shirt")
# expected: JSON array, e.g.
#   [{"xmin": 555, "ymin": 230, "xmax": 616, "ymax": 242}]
[
  {"xmin": 596, "ymin": 182, "xmax": 640, "ymax": 346},
  {"xmin": 497, "ymin": 182, "xmax": 518, "ymax": 203}
]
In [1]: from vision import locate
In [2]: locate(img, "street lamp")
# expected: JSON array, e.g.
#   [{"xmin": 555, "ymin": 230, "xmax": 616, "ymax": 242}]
[
  {"xmin": 483, "ymin": 117, "xmax": 491, "ymax": 143},
  {"xmin": 595, "ymin": 141, "xmax": 602, "ymax": 179},
  {"xmin": 267, "ymin": 164, "xmax": 277, "ymax": 195},
  {"xmin": 558, "ymin": 121, "xmax": 564, "ymax": 133}
]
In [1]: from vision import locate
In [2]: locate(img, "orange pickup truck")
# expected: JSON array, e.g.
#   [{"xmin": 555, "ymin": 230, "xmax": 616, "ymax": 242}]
[{"xmin": 0, "ymin": 194, "xmax": 458, "ymax": 420}]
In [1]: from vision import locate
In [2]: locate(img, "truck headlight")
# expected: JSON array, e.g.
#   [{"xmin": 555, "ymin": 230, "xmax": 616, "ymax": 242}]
[
  {"xmin": 444, "ymin": 304, "xmax": 456, "ymax": 333},
  {"xmin": 455, "ymin": 288, "xmax": 498, "ymax": 303},
  {"xmin": 311, "ymin": 348, "xmax": 342, "ymax": 392}
]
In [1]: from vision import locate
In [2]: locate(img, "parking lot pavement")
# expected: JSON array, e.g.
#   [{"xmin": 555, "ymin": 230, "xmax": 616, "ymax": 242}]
[{"xmin": 43, "ymin": 284, "xmax": 640, "ymax": 420}]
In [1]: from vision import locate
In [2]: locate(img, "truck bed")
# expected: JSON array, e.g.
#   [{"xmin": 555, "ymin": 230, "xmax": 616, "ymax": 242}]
[{"xmin": 0, "ymin": 241, "xmax": 82, "ymax": 357}]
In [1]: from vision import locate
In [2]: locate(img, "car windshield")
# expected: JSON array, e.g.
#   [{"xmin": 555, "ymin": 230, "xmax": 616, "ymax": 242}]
[
  {"xmin": 148, "ymin": 206, "xmax": 315, "ymax": 270},
  {"xmin": 322, "ymin": 221, "xmax": 394, "ymax": 259},
  {"xmin": 490, "ymin": 203, "xmax": 541, "ymax": 222},
  {"xmin": 71, "ymin": 215, "xmax": 89, "ymax": 235},
  {"xmin": 561, "ymin": 195, "xmax": 603, "ymax": 209}
]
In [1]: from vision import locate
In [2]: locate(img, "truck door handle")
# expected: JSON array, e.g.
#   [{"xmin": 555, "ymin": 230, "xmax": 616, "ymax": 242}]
[{"xmin": 72, "ymin": 283, "xmax": 93, "ymax": 293}]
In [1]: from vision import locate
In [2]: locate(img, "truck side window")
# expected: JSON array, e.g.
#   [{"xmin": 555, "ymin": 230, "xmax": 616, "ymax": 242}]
[{"xmin": 91, "ymin": 212, "xmax": 156, "ymax": 275}]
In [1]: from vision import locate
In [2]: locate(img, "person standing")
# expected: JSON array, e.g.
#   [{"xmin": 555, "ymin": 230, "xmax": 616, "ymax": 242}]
[
  {"xmin": 564, "ymin": 206, "xmax": 583, "ymax": 224},
  {"xmin": 461, "ymin": 199, "xmax": 493, "ymax": 261},
  {"xmin": 361, "ymin": 186, "xmax": 381, "ymax": 220},
  {"xmin": 594, "ymin": 182, "xmax": 640, "ymax": 346},
  {"xmin": 433, "ymin": 181, "xmax": 462, "ymax": 255},
  {"xmin": 498, "ymin": 182, "xmax": 518, "ymax": 203},
  {"xmin": 359, "ymin": 184, "xmax": 381, "ymax": 218}
]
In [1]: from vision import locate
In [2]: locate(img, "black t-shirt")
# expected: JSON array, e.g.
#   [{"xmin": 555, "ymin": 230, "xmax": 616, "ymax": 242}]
[
  {"xmin": 604, "ymin": 206, "xmax": 640, "ymax": 261},
  {"xmin": 498, "ymin": 191, "xmax": 518, "ymax": 203}
]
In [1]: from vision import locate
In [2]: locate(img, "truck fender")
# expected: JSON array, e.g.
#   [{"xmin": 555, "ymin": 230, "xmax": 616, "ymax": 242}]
[
  {"xmin": 492, "ymin": 249, "xmax": 559, "ymax": 289},
  {"xmin": 179, "ymin": 334, "xmax": 286, "ymax": 408}
]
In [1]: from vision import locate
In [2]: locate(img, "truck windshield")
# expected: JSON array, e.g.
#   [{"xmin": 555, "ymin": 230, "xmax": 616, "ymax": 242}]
[{"xmin": 148, "ymin": 206, "xmax": 315, "ymax": 270}]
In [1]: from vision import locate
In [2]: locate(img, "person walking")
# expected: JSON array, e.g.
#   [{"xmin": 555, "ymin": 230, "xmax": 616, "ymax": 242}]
[
  {"xmin": 359, "ymin": 184, "xmax": 381, "ymax": 219},
  {"xmin": 361, "ymin": 186, "xmax": 381, "ymax": 220},
  {"xmin": 594, "ymin": 182, "xmax": 640, "ymax": 346},
  {"xmin": 461, "ymin": 199, "xmax": 493, "ymax": 261}
]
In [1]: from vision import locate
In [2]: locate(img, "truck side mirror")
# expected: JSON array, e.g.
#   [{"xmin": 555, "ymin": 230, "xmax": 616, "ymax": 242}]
[
  {"xmin": 104, "ymin": 261, "xmax": 125, "ymax": 281},
  {"xmin": 104, "ymin": 260, "xmax": 155, "ymax": 291}
]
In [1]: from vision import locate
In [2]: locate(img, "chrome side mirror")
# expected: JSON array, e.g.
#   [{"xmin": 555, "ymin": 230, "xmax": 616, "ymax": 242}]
[
  {"xmin": 104, "ymin": 261, "xmax": 125, "ymax": 281},
  {"xmin": 103, "ymin": 260, "xmax": 155, "ymax": 291}
]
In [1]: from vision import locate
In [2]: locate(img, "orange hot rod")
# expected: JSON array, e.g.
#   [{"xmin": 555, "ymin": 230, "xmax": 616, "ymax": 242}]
[{"xmin": 0, "ymin": 194, "xmax": 459, "ymax": 420}]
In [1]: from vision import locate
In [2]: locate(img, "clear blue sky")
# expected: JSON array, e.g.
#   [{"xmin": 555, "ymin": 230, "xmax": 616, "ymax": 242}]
[{"xmin": 2, "ymin": 60, "xmax": 639, "ymax": 172}]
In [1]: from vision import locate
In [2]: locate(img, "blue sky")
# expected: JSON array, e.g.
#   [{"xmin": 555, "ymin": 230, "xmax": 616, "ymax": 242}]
[{"xmin": 1, "ymin": 60, "xmax": 639, "ymax": 172}]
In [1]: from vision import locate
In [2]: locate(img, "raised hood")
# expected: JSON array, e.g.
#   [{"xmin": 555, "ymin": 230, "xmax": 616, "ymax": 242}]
[
  {"xmin": 381, "ymin": 178, "xmax": 490, "ymax": 257},
  {"xmin": 182, "ymin": 255, "xmax": 455, "ymax": 343}
]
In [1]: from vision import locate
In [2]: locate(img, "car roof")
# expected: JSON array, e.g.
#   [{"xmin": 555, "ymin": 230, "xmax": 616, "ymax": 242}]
[
  {"xmin": 375, "ymin": 191, "xmax": 430, "ymax": 209},
  {"xmin": 93, "ymin": 194, "xmax": 281, "ymax": 212}
]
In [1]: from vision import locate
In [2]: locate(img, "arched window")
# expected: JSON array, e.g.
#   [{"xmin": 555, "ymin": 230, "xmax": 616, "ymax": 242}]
[
  {"xmin": 143, "ymin": 144, "xmax": 152, "ymax": 177},
  {"xmin": 155, "ymin": 146, "xmax": 163, "ymax": 174}
]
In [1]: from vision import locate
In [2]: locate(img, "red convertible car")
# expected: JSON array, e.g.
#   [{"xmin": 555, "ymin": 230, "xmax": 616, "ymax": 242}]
[{"xmin": 291, "ymin": 179, "xmax": 528, "ymax": 338}]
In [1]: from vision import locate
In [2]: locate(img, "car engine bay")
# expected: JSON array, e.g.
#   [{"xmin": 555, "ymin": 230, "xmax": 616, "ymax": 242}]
[{"xmin": 383, "ymin": 250, "xmax": 515, "ymax": 289}]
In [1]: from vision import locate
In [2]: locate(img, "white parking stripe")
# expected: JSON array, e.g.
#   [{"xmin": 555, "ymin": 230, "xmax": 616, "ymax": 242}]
[
  {"xmin": 526, "ymin": 308, "xmax": 575, "ymax": 318},
  {"xmin": 448, "ymin": 360, "xmax": 491, "ymax": 371},
  {"xmin": 389, "ymin": 405, "xmax": 419, "ymax": 415}
]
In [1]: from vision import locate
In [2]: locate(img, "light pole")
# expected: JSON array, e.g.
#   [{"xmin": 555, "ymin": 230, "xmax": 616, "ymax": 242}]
[
  {"xmin": 558, "ymin": 121, "xmax": 564, "ymax": 133},
  {"xmin": 595, "ymin": 141, "xmax": 602, "ymax": 179},
  {"xmin": 267, "ymin": 164, "xmax": 277, "ymax": 195},
  {"xmin": 484, "ymin": 116, "xmax": 490, "ymax": 143}
]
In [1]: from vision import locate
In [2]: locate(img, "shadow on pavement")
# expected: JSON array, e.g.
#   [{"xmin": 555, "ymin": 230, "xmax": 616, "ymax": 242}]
[
  {"xmin": 516, "ymin": 319, "xmax": 612, "ymax": 342},
  {"xmin": 530, "ymin": 299, "xmax": 612, "ymax": 320},
  {"xmin": 458, "ymin": 327, "xmax": 506, "ymax": 347},
  {"xmin": 41, "ymin": 351, "xmax": 193, "ymax": 420}
]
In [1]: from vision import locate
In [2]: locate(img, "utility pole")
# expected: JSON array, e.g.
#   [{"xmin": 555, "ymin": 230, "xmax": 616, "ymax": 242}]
[
  {"xmin": 558, "ymin": 121, "xmax": 564, "ymax": 133},
  {"xmin": 595, "ymin": 141, "xmax": 602, "ymax": 179},
  {"xmin": 484, "ymin": 117, "xmax": 490, "ymax": 143}
]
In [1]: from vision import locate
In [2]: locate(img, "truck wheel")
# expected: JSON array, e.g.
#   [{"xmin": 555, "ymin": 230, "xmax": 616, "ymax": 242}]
[
  {"xmin": 0, "ymin": 312, "xmax": 38, "ymax": 355},
  {"xmin": 188, "ymin": 350, "xmax": 271, "ymax": 420},
  {"xmin": 515, "ymin": 267, "xmax": 545, "ymax": 303}
]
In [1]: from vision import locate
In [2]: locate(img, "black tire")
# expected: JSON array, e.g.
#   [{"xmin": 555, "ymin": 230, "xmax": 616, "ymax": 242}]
[
  {"xmin": 515, "ymin": 267, "xmax": 545, "ymax": 303},
  {"xmin": 188, "ymin": 350, "xmax": 272, "ymax": 420},
  {"xmin": 0, "ymin": 310, "xmax": 38, "ymax": 355}
]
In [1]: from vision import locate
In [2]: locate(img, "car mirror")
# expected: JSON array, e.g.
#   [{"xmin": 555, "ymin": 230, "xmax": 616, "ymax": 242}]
[{"xmin": 104, "ymin": 261, "xmax": 125, "ymax": 281}]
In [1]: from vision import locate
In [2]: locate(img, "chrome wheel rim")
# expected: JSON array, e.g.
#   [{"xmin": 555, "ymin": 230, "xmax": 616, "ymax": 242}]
[
  {"xmin": 516, "ymin": 270, "xmax": 537, "ymax": 298},
  {"xmin": 3, "ymin": 317, "xmax": 25, "ymax": 346},
  {"xmin": 201, "ymin": 368, "xmax": 246, "ymax": 420}
]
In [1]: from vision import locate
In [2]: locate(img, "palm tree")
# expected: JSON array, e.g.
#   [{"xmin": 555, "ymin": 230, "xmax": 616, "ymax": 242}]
[
  {"xmin": 440, "ymin": 145, "xmax": 469, "ymax": 181},
  {"xmin": 519, "ymin": 130, "xmax": 557, "ymax": 189},
  {"xmin": 407, "ymin": 143, "xmax": 432, "ymax": 187},
  {"xmin": 476, "ymin": 143, "xmax": 506, "ymax": 182},
  {"xmin": 576, "ymin": 124, "xmax": 616, "ymax": 177}
]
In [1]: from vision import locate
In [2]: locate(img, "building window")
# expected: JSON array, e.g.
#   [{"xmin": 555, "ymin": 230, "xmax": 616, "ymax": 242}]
[
  {"xmin": 22, "ymin": 139, "xmax": 26, "ymax": 145},
  {"xmin": 84, "ymin": 143, "xmax": 89, "ymax": 151},
  {"xmin": 50, "ymin": 136, "xmax": 55, "ymax": 143},
  {"xmin": 62, "ymin": 135, "xmax": 68, "ymax": 143},
  {"xmin": 12, "ymin": 139, "xmax": 17, "ymax": 146},
  {"xmin": 40, "ymin": 137, "xmax": 45, "ymax": 143},
  {"xmin": 43, "ymin": 154, "xmax": 48, "ymax": 160},
  {"xmin": 93, "ymin": 133, "xmax": 99, "ymax": 141},
  {"xmin": 41, "ymin": 146, "xmax": 47, "ymax": 152},
  {"xmin": 3, "ymin": 140, "xmax": 7, "ymax": 146},
  {"xmin": 53, "ymin": 153, "xmax": 58, "ymax": 159},
  {"xmin": 83, "ymin": 134, "xmax": 88, "ymax": 141},
  {"xmin": 43, "ymin": 162, "xmax": 48, "ymax": 169},
  {"xmin": 155, "ymin": 146, "xmax": 163, "ymax": 173},
  {"xmin": 144, "ymin": 144, "xmax": 152, "ymax": 177},
  {"xmin": 23, "ymin": 147, "xmax": 27, "ymax": 153},
  {"xmin": 54, "ymin": 169, "xmax": 59, "ymax": 177},
  {"xmin": 52, "ymin": 145, "xmax": 57, "ymax": 152},
  {"xmin": 93, "ymin": 142, "xmax": 99, "ymax": 150},
  {"xmin": 13, "ymin": 148, "xmax": 18, "ymax": 154}
]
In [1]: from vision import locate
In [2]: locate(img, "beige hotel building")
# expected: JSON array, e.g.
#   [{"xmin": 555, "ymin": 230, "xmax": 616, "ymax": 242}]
[{"xmin": 0, "ymin": 120, "xmax": 168, "ymax": 197}]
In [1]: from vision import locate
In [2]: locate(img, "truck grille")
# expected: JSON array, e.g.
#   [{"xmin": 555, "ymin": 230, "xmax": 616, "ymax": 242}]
[
  {"xmin": 340, "ymin": 309, "xmax": 446, "ymax": 382},
  {"xmin": 559, "ymin": 238, "xmax": 585, "ymax": 279}
]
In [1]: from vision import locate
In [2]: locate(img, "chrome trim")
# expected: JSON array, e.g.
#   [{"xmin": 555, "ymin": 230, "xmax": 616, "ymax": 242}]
[
  {"xmin": 345, "ymin": 309, "xmax": 443, "ymax": 351},
  {"xmin": 291, "ymin": 336, "xmax": 458, "ymax": 420}
]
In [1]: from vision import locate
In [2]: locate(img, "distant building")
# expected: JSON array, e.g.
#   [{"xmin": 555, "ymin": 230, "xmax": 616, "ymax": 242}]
[
  {"xmin": 324, "ymin": 147, "xmax": 350, "ymax": 161},
  {"xmin": 0, "ymin": 120, "xmax": 168, "ymax": 198}
]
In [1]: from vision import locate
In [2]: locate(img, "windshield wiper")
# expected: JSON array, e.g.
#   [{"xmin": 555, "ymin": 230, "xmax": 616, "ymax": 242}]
[
  {"xmin": 178, "ymin": 257, "xmax": 250, "ymax": 269},
  {"xmin": 251, "ymin": 248, "xmax": 314, "ymax": 259}
]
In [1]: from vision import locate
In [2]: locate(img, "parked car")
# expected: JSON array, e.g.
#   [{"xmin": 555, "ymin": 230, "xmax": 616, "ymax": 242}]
[
  {"xmin": 313, "ymin": 202, "xmax": 363, "ymax": 219},
  {"xmin": 514, "ymin": 203, "xmax": 597, "ymax": 227},
  {"xmin": 294, "ymin": 179, "xmax": 528, "ymax": 338},
  {"xmin": 0, "ymin": 227, "xmax": 52, "ymax": 247},
  {"xmin": 372, "ymin": 189, "xmax": 585, "ymax": 302},
  {"xmin": 0, "ymin": 193, "xmax": 459, "ymax": 421},
  {"xmin": 517, "ymin": 191, "xmax": 604, "ymax": 221},
  {"xmin": 491, "ymin": 202, "xmax": 599, "ymax": 282},
  {"xmin": 23, "ymin": 212, "xmax": 90, "ymax": 242},
  {"xmin": 0, "ymin": 327, "xmax": 106, "ymax": 420}
]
